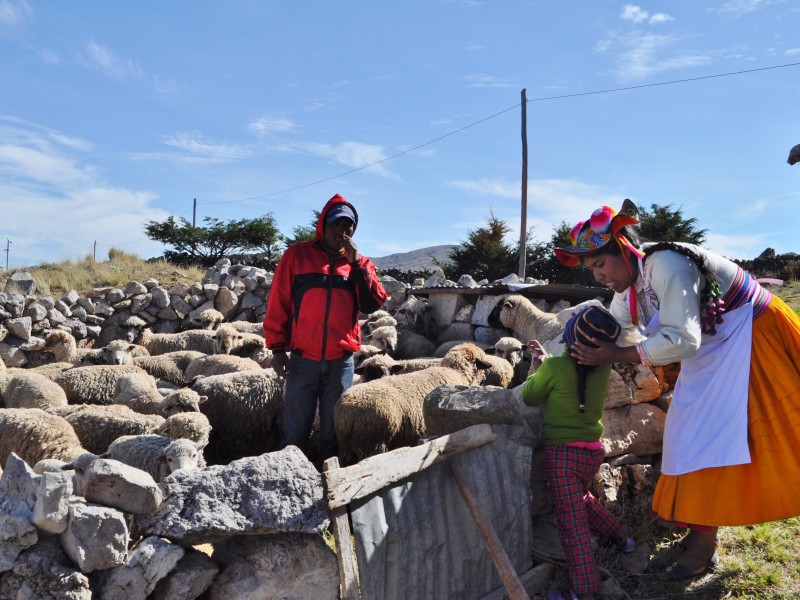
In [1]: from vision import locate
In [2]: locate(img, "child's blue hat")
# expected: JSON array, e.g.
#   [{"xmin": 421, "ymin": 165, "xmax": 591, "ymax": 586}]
[{"xmin": 562, "ymin": 306, "xmax": 621, "ymax": 348}]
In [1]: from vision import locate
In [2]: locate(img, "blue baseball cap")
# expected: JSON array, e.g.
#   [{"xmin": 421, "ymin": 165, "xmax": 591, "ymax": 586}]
[{"xmin": 326, "ymin": 204, "xmax": 356, "ymax": 224}]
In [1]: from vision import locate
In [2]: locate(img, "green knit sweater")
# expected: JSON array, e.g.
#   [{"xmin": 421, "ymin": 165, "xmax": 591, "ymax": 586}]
[{"xmin": 520, "ymin": 350, "xmax": 612, "ymax": 445}]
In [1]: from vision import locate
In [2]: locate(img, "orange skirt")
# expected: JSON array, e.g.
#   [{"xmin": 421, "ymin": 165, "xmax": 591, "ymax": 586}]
[{"xmin": 652, "ymin": 295, "xmax": 800, "ymax": 526}]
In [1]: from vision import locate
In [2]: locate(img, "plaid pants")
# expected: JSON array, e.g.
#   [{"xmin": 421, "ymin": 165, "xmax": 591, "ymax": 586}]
[{"xmin": 545, "ymin": 444, "xmax": 622, "ymax": 595}]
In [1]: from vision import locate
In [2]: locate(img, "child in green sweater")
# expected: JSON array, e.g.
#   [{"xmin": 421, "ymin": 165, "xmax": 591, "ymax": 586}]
[{"xmin": 522, "ymin": 305, "xmax": 635, "ymax": 600}]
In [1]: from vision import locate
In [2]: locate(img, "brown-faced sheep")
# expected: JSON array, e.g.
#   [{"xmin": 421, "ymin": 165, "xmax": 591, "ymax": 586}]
[
  {"xmin": 48, "ymin": 404, "xmax": 166, "ymax": 455},
  {"xmin": 103, "ymin": 434, "xmax": 202, "ymax": 481},
  {"xmin": 334, "ymin": 342, "xmax": 491, "ymax": 466},
  {"xmin": 354, "ymin": 354, "xmax": 442, "ymax": 382},
  {"xmin": 0, "ymin": 408, "xmax": 90, "ymax": 467}
]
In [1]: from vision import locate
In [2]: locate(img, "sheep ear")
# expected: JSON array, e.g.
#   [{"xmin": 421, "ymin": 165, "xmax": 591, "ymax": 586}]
[
  {"xmin": 502, "ymin": 300, "xmax": 514, "ymax": 309},
  {"xmin": 197, "ymin": 395, "xmax": 208, "ymax": 405},
  {"xmin": 485, "ymin": 347, "xmax": 497, "ymax": 355},
  {"xmin": 476, "ymin": 359, "xmax": 493, "ymax": 370},
  {"xmin": 354, "ymin": 366, "xmax": 365, "ymax": 375},
  {"xmin": 156, "ymin": 454, "xmax": 167, "ymax": 464},
  {"xmin": 389, "ymin": 364, "xmax": 405, "ymax": 374}
]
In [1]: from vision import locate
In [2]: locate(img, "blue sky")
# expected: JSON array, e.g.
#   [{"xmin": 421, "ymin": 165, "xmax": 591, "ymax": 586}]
[{"xmin": 1, "ymin": 1, "xmax": 799, "ymax": 269}]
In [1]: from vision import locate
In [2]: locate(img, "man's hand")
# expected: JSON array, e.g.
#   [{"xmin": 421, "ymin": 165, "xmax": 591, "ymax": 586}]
[
  {"xmin": 341, "ymin": 234, "xmax": 359, "ymax": 264},
  {"xmin": 272, "ymin": 351, "xmax": 289, "ymax": 377}
]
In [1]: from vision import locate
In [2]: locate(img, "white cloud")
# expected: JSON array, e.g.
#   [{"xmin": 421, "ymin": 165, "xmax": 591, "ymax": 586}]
[
  {"xmin": 620, "ymin": 5, "xmax": 673, "ymax": 25},
  {"xmin": 704, "ymin": 231, "xmax": 768, "ymax": 259},
  {"xmin": 719, "ymin": 0, "xmax": 770, "ymax": 16},
  {"xmin": 614, "ymin": 32, "xmax": 712, "ymax": 81},
  {"xmin": 248, "ymin": 116, "xmax": 296, "ymax": 136},
  {"xmin": 300, "ymin": 141, "xmax": 396, "ymax": 178},
  {"xmin": 83, "ymin": 39, "xmax": 143, "ymax": 81},
  {"xmin": 463, "ymin": 74, "xmax": 516, "ymax": 89},
  {"xmin": 785, "ymin": 48, "xmax": 800, "ymax": 56},
  {"xmin": 0, "ymin": 118, "xmax": 169, "ymax": 266},
  {"xmin": 0, "ymin": 0, "xmax": 31, "ymax": 29},
  {"xmin": 621, "ymin": 5, "xmax": 649, "ymax": 23},
  {"xmin": 131, "ymin": 132, "xmax": 251, "ymax": 164}
]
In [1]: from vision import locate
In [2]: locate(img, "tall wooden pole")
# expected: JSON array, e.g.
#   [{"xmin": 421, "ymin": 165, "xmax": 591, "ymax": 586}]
[
  {"xmin": 518, "ymin": 89, "xmax": 528, "ymax": 279},
  {"xmin": 192, "ymin": 198, "xmax": 197, "ymax": 227}
]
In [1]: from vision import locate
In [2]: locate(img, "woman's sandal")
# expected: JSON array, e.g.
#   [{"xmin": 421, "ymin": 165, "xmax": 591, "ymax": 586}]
[
  {"xmin": 546, "ymin": 590, "xmax": 579, "ymax": 600},
  {"xmin": 659, "ymin": 550, "xmax": 720, "ymax": 581}
]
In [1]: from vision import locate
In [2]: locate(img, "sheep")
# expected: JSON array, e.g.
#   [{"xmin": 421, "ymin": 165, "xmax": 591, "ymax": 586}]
[
  {"xmin": 354, "ymin": 343, "xmax": 385, "ymax": 368},
  {"xmin": 393, "ymin": 295, "xmax": 434, "ymax": 336},
  {"xmin": 367, "ymin": 315, "xmax": 398, "ymax": 331},
  {"xmin": 0, "ymin": 408, "xmax": 90, "ymax": 467},
  {"xmin": 478, "ymin": 354, "xmax": 514, "ymax": 388},
  {"xmin": 488, "ymin": 294, "xmax": 563, "ymax": 342},
  {"xmin": 490, "ymin": 337, "xmax": 524, "ymax": 367},
  {"xmin": 43, "ymin": 330, "xmax": 138, "ymax": 366},
  {"xmin": 132, "ymin": 326, "xmax": 218, "ymax": 356},
  {"xmin": 48, "ymin": 404, "xmax": 166, "ymax": 455},
  {"xmin": 103, "ymin": 434, "xmax": 202, "ymax": 482},
  {"xmin": 112, "ymin": 373, "xmax": 207, "ymax": 416},
  {"xmin": 55, "ymin": 364, "xmax": 150, "ymax": 405},
  {"xmin": 394, "ymin": 329, "xmax": 437, "ymax": 359},
  {"xmin": 368, "ymin": 325, "xmax": 398, "ymax": 354},
  {"xmin": 213, "ymin": 323, "xmax": 272, "ymax": 367},
  {"xmin": 3, "ymin": 372, "xmax": 68, "ymax": 410},
  {"xmin": 355, "ymin": 354, "xmax": 442, "ymax": 383},
  {"xmin": 133, "ymin": 350, "xmax": 206, "ymax": 385},
  {"xmin": 434, "ymin": 339, "xmax": 492, "ymax": 358},
  {"xmin": 199, "ymin": 308, "xmax": 225, "ymax": 330},
  {"xmin": 191, "ymin": 370, "xmax": 284, "ymax": 464},
  {"xmin": 334, "ymin": 342, "xmax": 492, "ymax": 465},
  {"xmin": 155, "ymin": 411, "xmax": 212, "ymax": 450},
  {"xmin": 227, "ymin": 321, "xmax": 266, "ymax": 338},
  {"xmin": 184, "ymin": 354, "xmax": 263, "ymax": 381}
]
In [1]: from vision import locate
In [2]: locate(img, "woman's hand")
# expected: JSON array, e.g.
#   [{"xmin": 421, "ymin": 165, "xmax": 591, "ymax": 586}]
[
  {"xmin": 570, "ymin": 338, "xmax": 618, "ymax": 366},
  {"xmin": 526, "ymin": 340, "xmax": 547, "ymax": 359}
]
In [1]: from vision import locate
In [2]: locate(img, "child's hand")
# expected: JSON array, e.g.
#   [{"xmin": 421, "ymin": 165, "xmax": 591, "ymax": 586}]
[{"xmin": 527, "ymin": 340, "xmax": 547, "ymax": 359}]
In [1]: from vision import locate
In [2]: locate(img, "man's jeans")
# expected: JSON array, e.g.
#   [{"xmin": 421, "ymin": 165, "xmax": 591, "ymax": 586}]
[{"xmin": 283, "ymin": 351, "xmax": 354, "ymax": 466}]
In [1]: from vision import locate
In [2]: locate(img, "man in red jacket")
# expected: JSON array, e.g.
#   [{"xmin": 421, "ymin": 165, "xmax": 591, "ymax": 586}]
[{"xmin": 264, "ymin": 194, "xmax": 387, "ymax": 468}]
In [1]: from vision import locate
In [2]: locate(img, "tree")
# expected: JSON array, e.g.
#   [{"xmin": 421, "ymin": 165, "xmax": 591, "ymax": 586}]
[
  {"xmin": 281, "ymin": 210, "xmax": 321, "ymax": 248},
  {"xmin": 637, "ymin": 203, "xmax": 707, "ymax": 245},
  {"xmin": 144, "ymin": 213, "xmax": 282, "ymax": 268},
  {"xmin": 442, "ymin": 212, "xmax": 519, "ymax": 282}
]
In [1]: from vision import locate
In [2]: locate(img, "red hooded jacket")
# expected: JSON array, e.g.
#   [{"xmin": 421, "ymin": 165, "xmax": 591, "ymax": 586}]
[{"xmin": 263, "ymin": 194, "xmax": 388, "ymax": 361}]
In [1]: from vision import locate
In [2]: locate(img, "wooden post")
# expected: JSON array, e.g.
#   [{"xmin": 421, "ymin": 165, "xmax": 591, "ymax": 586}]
[
  {"xmin": 323, "ymin": 457, "xmax": 360, "ymax": 600},
  {"xmin": 192, "ymin": 198, "xmax": 197, "ymax": 227},
  {"xmin": 451, "ymin": 461, "xmax": 530, "ymax": 600},
  {"xmin": 518, "ymin": 88, "xmax": 528, "ymax": 280}
]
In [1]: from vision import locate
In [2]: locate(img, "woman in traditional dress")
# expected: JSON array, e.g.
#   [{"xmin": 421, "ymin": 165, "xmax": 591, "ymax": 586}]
[{"xmin": 553, "ymin": 199, "xmax": 800, "ymax": 580}]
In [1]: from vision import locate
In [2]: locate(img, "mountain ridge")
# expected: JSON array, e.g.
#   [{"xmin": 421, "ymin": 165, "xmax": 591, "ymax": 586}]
[{"xmin": 371, "ymin": 244, "xmax": 457, "ymax": 271}]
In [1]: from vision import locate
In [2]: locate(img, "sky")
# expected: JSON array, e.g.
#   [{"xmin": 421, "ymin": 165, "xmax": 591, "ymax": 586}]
[{"xmin": 1, "ymin": 1, "xmax": 799, "ymax": 270}]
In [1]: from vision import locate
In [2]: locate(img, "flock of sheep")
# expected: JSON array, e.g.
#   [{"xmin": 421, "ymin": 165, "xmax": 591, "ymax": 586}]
[{"xmin": 0, "ymin": 287, "xmax": 602, "ymax": 481}]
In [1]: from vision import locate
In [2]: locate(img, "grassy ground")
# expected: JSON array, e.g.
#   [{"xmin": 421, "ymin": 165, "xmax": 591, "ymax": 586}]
[{"xmin": 538, "ymin": 279, "xmax": 800, "ymax": 599}]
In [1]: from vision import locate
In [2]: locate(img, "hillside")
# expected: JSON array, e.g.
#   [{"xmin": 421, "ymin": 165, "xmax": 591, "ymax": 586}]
[{"xmin": 371, "ymin": 244, "xmax": 457, "ymax": 271}]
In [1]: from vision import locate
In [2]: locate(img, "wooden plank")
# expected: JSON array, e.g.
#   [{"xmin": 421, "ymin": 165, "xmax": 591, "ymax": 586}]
[
  {"xmin": 325, "ymin": 424, "xmax": 496, "ymax": 509},
  {"xmin": 450, "ymin": 461, "xmax": 530, "ymax": 600},
  {"xmin": 322, "ymin": 457, "xmax": 360, "ymax": 600},
  {"xmin": 479, "ymin": 563, "xmax": 555, "ymax": 600}
]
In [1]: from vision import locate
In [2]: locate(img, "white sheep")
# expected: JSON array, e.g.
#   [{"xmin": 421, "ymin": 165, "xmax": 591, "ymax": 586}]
[
  {"xmin": 199, "ymin": 308, "xmax": 225, "ymax": 330},
  {"xmin": 334, "ymin": 342, "xmax": 491, "ymax": 465},
  {"xmin": 44, "ymin": 330, "xmax": 139, "ymax": 366},
  {"xmin": 191, "ymin": 370, "xmax": 284, "ymax": 464},
  {"xmin": 48, "ymin": 404, "xmax": 166, "ymax": 455},
  {"xmin": 393, "ymin": 295, "xmax": 434, "ymax": 335},
  {"xmin": 132, "ymin": 326, "xmax": 218, "ymax": 356},
  {"xmin": 368, "ymin": 325, "xmax": 398, "ymax": 354},
  {"xmin": 491, "ymin": 337, "xmax": 524, "ymax": 367},
  {"xmin": 3, "ymin": 371, "xmax": 68, "ymax": 410},
  {"xmin": 213, "ymin": 323, "xmax": 272, "ymax": 367},
  {"xmin": 227, "ymin": 320, "xmax": 266, "ymax": 337},
  {"xmin": 133, "ymin": 350, "xmax": 207, "ymax": 386},
  {"xmin": 112, "ymin": 373, "xmax": 207, "ymax": 416},
  {"xmin": 103, "ymin": 434, "xmax": 202, "ymax": 481},
  {"xmin": 434, "ymin": 339, "xmax": 492, "ymax": 358},
  {"xmin": 0, "ymin": 408, "xmax": 90, "ymax": 467},
  {"xmin": 367, "ymin": 315, "xmax": 398, "ymax": 331},
  {"xmin": 184, "ymin": 354, "xmax": 263, "ymax": 381},
  {"xmin": 55, "ymin": 364, "xmax": 150, "ymax": 405},
  {"xmin": 155, "ymin": 411, "xmax": 212, "ymax": 450}
]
